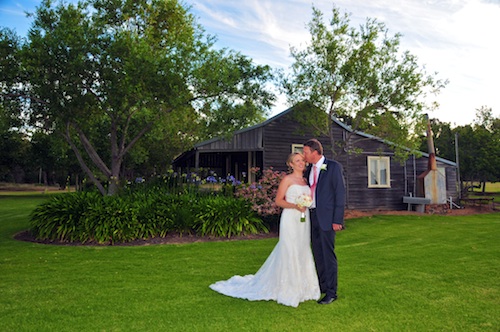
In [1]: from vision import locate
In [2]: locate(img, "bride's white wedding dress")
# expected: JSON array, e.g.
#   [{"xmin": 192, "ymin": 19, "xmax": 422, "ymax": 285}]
[{"xmin": 209, "ymin": 184, "xmax": 320, "ymax": 307}]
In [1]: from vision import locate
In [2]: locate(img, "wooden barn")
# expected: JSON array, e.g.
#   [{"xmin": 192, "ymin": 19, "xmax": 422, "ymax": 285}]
[{"xmin": 172, "ymin": 103, "xmax": 459, "ymax": 211}]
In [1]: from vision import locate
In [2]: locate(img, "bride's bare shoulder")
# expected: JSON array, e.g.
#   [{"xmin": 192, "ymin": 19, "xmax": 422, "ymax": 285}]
[
  {"xmin": 280, "ymin": 174, "xmax": 293, "ymax": 185},
  {"xmin": 282, "ymin": 174, "xmax": 306, "ymax": 187}
]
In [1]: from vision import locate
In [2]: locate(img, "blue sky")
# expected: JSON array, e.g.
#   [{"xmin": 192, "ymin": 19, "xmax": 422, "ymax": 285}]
[{"xmin": 1, "ymin": 0, "xmax": 499, "ymax": 126}]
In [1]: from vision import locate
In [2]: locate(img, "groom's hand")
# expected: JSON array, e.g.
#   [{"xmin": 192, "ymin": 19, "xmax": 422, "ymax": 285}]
[{"xmin": 333, "ymin": 224, "xmax": 343, "ymax": 232}]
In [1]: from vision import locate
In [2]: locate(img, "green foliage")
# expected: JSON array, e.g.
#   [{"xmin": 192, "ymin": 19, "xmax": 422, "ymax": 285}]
[
  {"xmin": 426, "ymin": 108, "xmax": 499, "ymax": 185},
  {"xmin": 419, "ymin": 118, "xmax": 456, "ymax": 160},
  {"xmin": 80, "ymin": 195, "xmax": 140, "ymax": 244},
  {"xmin": 30, "ymin": 130, "xmax": 83, "ymax": 186},
  {"xmin": 196, "ymin": 196, "xmax": 268, "ymax": 237},
  {"xmin": 126, "ymin": 106, "xmax": 203, "ymax": 176},
  {"xmin": 456, "ymin": 123, "xmax": 499, "ymax": 183},
  {"xmin": 29, "ymin": 188, "xmax": 267, "ymax": 244},
  {"xmin": 30, "ymin": 191, "xmax": 141, "ymax": 244},
  {"xmin": 133, "ymin": 191, "xmax": 173, "ymax": 238},
  {"xmin": 282, "ymin": 5, "xmax": 446, "ymax": 160},
  {"xmin": 0, "ymin": 28, "xmax": 24, "ymax": 114},
  {"xmin": 29, "ymin": 192, "xmax": 94, "ymax": 242},
  {"xmin": 0, "ymin": 130, "xmax": 31, "ymax": 182},
  {"xmin": 164, "ymin": 194, "xmax": 199, "ymax": 235},
  {"xmin": 235, "ymin": 167, "xmax": 286, "ymax": 217},
  {"xmin": 1, "ymin": 0, "xmax": 275, "ymax": 196}
]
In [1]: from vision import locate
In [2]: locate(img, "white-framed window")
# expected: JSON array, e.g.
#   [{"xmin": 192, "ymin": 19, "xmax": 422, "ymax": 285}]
[
  {"xmin": 291, "ymin": 144, "xmax": 303, "ymax": 153},
  {"xmin": 368, "ymin": 156, "xmax": 391, "ymax": 188}
]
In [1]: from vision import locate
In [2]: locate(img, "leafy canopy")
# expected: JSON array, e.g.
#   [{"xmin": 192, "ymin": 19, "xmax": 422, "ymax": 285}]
[
  {"xmin": 1, "ymin": 0, "xmax": 275, "ymax": 195},
  {"xmin": 281, "ymin": 5, "xmax": 447, "ymax": 161}
]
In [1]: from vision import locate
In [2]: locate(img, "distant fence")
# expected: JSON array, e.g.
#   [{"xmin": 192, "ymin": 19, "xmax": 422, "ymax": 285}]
[{"xmin": 460, "ymin": 197, "xmax": 494, "ymax": 208}]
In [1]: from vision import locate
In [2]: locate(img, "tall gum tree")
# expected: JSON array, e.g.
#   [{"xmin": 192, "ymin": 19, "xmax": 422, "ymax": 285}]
[
  {"xmin": 458, "ymin": 106, "xmax": 499, "ymax": 190},
  {"xmin": 281, "ymin": 5, "xmax": 447, "ymax": 161},
  {"xmin": 2, "ymin": 0, "xmax": 275, "ymax": 195}
]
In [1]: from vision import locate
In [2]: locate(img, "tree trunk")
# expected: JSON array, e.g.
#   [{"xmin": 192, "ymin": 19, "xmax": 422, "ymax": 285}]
[
  {"xmin": 63, "ymin": 126, "xmax": 107, "ymax": 196},
  {"xmin": 107, "ymin": 176, "xmax": 119, "ymax": 196}
]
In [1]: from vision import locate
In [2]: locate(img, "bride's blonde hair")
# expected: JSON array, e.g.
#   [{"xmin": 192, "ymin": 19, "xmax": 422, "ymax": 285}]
[{"xmin": 286, "ymin": 152, "xmax": 304, "ymax": 173}]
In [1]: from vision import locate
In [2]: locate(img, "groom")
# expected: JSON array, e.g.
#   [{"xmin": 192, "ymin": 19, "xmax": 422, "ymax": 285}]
[{"xmin": 303, "ymin": 138, "xmax": 346, "ymax": 304}]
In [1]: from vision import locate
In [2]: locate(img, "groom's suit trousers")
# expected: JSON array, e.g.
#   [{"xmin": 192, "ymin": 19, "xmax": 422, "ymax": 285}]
[{"xmin": 310, "ymin": 209, "xmax": 338, "ymax": 297}]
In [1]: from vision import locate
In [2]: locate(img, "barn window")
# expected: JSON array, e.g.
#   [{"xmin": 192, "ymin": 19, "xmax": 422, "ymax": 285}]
[
  {"xmin": 368, "ymin": 156, "xmax": 391, "ymax": 188},
  {"xmin": 291, "ymin": 144, "xmax": 303, "ymax": 153}
]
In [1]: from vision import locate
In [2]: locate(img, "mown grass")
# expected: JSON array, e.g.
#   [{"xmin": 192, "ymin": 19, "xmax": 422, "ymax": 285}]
[
  {"xmin": 480, "ymin": 182, "xmax": 500, "ymax": 193},
  {"xmin": 0, "ymin": 196, "xmax": 499, "ymax": 331}
]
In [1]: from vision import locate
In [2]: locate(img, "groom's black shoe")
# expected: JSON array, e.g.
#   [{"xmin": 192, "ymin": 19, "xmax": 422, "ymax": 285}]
[{"xmin": 318, "ymin": 294, "xmax": 337, "ymax": 304}]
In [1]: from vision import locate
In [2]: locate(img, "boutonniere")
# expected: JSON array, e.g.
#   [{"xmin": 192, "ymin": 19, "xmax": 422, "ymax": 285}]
[{"xmin": 320, "ymin": 164, "xmax": 327, "ymax": 171}]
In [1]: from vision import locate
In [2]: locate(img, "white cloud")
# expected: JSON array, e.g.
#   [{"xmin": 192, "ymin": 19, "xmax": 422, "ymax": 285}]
[
  {"xmin": 2, "ymin": 0, "xmax": 499, "ymax": 125},
  {"xmin": 191, "ymin": 0, "xmax": 500, "ymax": 126}
]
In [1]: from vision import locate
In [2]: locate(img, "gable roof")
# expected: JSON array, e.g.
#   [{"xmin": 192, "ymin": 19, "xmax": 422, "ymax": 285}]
[
  {"xmin": 184, "ymin": 104, "xmax": 457, "ymax": 167},
  {"xmin": 332, "ymin": 115, "xmax": 457, "ymax": 167},
  {"xmin": 192, "ymin": 105, "xmax": 296, "ymax": 149}
]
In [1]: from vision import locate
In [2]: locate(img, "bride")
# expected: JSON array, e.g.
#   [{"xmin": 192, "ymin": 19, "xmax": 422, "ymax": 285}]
[{"xmin": 209, "ymin": 152, "xmax": 320, "ymax": 307}]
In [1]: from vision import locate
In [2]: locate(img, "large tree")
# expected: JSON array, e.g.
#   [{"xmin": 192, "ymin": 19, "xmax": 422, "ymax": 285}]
[
  {"xmin": 425, "ymin": 106, "xmax": 499, "ymax": 193},
  {"xmin": 1, "ymin": 0, "xmax": 275, "ymax": 195},
  {"xmin": 0, "ymin": 129, "xmax": 31, "ymax": 183},
  {"xmin": 456, "ymin": 106, "xmax": 499, "ymax": 191},
  {"xmin": 29, "ymin": 130, "xmax": 83, "ymax": 187},
  {"xmin": 0, "ymin": 28, "xmax": 29, "ymax": 183},
  {"xmin": 419, "ymin": 118, "xmax": 456, "ymax": 161},
  {"xmin": 281, "ymin": 5, "xmax": 447, "ymax": 161}
]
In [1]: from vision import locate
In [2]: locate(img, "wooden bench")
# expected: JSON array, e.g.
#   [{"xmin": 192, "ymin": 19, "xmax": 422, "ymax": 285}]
[{"xmin": 403, "ymin": 196, "xmax": 431, "ymax": 213}]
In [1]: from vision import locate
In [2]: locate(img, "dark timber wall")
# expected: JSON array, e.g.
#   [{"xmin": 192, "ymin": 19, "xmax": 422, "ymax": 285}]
[{"xmin": 172, "ymin": 103, "xmax": 459, "ymax": 211}]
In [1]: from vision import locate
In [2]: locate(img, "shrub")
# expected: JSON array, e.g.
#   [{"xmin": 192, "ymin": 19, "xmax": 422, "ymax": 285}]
[
  {"xmin": 30, "ymin": 192, "xmax": 142, "ymax": 244},
  {"xmin": 165, "ymin": 193, "xmax": 200, "ymax": 235},
  {"xmin": 30, "ymin": 164, "xmax": 279, "ymax": 244},
  {"xmin": 195, "ymin": 196, "xmax": 268, "ymax": 237},
  {"xmin": 78, "ymin": 196, "xmax": 140, "ymax": 244},
  {"xmin": 235, "ymin": 167, "xmax": 286, "ymax": 216},
  {"xmin": 30, "ymin": 188, "xmax": 267, "ymax": 244},
  {"xmin": 30, "ymin": 192, "xmax": 100, "ymax": 242},
  {"xmin": 134, "ymin": 192, "xmax": 174, "ymax": 238}
]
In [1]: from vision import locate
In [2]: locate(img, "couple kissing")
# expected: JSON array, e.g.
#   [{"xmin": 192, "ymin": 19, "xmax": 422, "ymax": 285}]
[{"xmin": 210, "ymin": 138, "xmax": 346, "ymax": 307}]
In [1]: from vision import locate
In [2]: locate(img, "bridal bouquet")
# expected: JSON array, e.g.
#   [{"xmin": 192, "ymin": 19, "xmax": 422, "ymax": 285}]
[{"xmin": 295, "ymin": 194, "xmax": 313, "ymax": 222}]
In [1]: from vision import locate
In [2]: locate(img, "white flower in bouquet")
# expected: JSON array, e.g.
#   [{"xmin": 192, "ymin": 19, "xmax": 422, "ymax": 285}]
[{"xmin": 295, "ymin": 194, "xmax": 313, "ymax": 222}]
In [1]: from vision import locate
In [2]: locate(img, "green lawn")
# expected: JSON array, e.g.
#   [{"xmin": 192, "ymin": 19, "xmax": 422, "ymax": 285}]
[
  {"xmin": 480, "ymin": 182, "xmax": 500, "ymax": 193},
  {"xmin": 0, "ymin": 195, "xmax": 499, "ymax": 331}
]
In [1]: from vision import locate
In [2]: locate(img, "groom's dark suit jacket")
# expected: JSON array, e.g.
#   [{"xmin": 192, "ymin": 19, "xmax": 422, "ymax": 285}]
[{"xmin": 306, "ymin": 158, "xmax": 346, "ymax": 231}]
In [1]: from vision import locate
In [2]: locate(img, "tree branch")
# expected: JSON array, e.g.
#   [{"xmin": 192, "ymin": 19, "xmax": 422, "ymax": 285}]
[
  {"xmin": 63, "ymin": 123, "xmax": 106, "ymax": 196},
  {"xmin": 3, "ymin": 92, "xmax": 48, "ymax": 105},
  {"xmin": 118, "ymin": 106, "xmax": 174, "ymax": 159},
  {"xmin": 71, "ymin": 123, "xmax": 112, "ymax": 177}
]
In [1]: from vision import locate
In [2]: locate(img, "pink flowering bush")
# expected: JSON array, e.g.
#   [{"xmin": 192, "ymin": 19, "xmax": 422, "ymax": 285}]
[{"xmin": 235, "ymin": 167, "xmax": 287, "ymax": 217}]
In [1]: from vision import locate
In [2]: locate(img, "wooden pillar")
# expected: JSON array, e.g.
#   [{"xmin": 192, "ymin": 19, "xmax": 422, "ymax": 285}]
[{"xmin": 247, "ymin": 151, "xmax": 251, "ymax": 183}]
